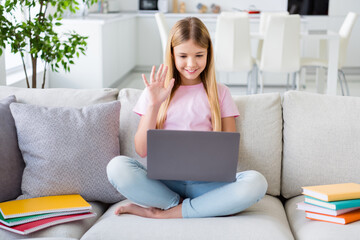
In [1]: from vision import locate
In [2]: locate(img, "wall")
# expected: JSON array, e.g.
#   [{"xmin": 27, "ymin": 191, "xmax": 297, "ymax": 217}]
[
  {"xmin": 112, "ymin": 0, "xmax": 288, "ymax": 13},
  {"xmin": 329, "ymin": 0, "xmax": 360, "ymax": 16},
  {"xmin": 0, "ymin": 52, "xmax": 5, "ymax": 86}
]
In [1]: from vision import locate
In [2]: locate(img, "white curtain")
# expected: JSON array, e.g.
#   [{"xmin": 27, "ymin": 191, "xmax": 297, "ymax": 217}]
[{"xmin": 0, "ymin": 52, "xmax": 6, "ymax": 86}]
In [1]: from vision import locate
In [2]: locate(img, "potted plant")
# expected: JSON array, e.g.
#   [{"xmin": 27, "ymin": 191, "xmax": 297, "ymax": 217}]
[{"xmin": 0, "ymin": 0, "xmax": 97, "ymax": 88}]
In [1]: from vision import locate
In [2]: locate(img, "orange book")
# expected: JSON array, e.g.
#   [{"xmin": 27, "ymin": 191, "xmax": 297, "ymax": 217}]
[
  {"xmin": 302, "ymin": 183, "xmax": 360, "ymax": 201},
  {"xmin": 306, "ymin": 209, "xmax": 360, "ymax": 225}
]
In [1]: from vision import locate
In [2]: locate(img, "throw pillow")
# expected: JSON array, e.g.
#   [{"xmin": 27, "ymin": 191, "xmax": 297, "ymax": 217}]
[
  {"xmin": 9, "ymin": 101, "xmax": 124, "ymax": 203},
  {"xmin": 0, "ymin": 95, "xmax": 25, "ymax": 202}
]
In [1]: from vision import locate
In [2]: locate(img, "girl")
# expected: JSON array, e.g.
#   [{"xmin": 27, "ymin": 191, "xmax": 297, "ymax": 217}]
[{"xmin": 107, "ymin": 17, "xmax": 267, "ymax": 219}]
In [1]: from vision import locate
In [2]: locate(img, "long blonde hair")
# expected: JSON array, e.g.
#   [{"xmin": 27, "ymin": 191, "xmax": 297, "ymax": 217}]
[{"xmin": 156, "ymin": 17, "xmax": 222, "ymax": 131}]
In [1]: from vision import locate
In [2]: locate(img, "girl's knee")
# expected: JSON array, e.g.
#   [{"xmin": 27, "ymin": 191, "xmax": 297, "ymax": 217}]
[
  {"xmin": 238, "ymin": 170, "xmax": 268, "ymax": 198},
  {"xmin": 249, "ymin": 170, "xmax": 268, "ymax": 194},
  {"xmin": 106, "ymin": 156, "xmax": 133, "ymax": 182}
]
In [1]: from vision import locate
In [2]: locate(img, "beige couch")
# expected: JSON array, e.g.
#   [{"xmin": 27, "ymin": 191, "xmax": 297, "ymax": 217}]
[{"xmin": 0, "ymin": 86, "xmax": 359, "ymax": 240}]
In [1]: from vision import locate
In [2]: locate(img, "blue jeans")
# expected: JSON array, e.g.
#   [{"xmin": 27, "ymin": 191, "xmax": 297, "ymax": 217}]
[{"xmin": 107, "ymin": 156, "xmax": 268, "ymax": 218}]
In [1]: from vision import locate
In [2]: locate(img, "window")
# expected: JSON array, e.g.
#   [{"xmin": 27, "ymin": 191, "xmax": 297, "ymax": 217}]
[
  {"xmin": 4, "ymin": 45, "xmax": 28, "ymax": 73},
  {"xmin": 4, "ymin": 4, "xmax": 30, "ymax": 74}
]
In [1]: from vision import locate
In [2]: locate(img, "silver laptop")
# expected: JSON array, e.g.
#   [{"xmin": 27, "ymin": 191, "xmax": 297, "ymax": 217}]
[{"xmin": 147, "ymin": 129, "xmax": 240, "ymax": 182}]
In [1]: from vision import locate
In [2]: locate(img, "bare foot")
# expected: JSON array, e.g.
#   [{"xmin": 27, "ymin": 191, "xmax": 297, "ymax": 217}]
[
  {"xmin": 114, "ymin": 203, "xmax": 161, "ymax": 218},
  {"xmin": 114, "ymin": 203, "xmax": 183, "ymax": 219}
]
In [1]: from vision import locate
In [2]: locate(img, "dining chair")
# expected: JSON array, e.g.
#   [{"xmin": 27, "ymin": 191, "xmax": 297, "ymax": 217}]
[
  {"xmin": 301, "ymin": 12, "xmax": 358, "ymax": 96},
  {"xmin": 256, "ymin": 11, "xmax": 289, "ymax": 61},
  {"xmin": 214, "ymin": 12, "xmax": 256, "ymax": 94},
  {"xmin": 257, "ymin": 14, "xmax": 301, "ymax": 93},
  {"xmin": 155, "ymin": 12, "xmax": 169, "ymax": 62}
]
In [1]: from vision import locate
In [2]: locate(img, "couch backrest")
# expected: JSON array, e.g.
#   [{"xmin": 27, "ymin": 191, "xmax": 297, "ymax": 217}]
[
  {"xmin": 117, "ymin": 88, "xmax": 145, "ymax": 164},
  {"xmin": 282, "ymin": 91, "xmax": 360, "ymax": 199},
  {"xmin": 118, "ymin": 88, "xmax": 283, "ymax": 196},
  {"xmin": 0, "ymin": 86, "xmax": 283, "ymax": 197},
  {"xmin": 233, "ymin": 93, "xmax": 283, "ymax": 196},
  {"xmin": 0, "ymin": 86, "xmax": 119, "ymax": 107}
]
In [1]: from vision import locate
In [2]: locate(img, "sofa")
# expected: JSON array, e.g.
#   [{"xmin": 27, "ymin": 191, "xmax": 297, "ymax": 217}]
[{"xmin": 0, "ymin": 85, "xmax": 359, "ymax": 240}]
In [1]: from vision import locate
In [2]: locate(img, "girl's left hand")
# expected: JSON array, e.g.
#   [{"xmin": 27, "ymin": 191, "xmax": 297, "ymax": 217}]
[{"xmin": 142, "ymin": 64, "xmax": 175, "ymax": 107}]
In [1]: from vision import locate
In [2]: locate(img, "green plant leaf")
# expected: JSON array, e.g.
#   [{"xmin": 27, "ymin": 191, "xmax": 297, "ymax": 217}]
[{"xmin": 2, "ymin": 0, "xmax": 95, "ymax": 87}]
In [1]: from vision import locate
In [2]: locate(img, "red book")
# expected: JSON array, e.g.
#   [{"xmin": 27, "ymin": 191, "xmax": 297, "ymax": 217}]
[{"xmin": 0, "ymin": 212, "xmax": 96, "ymax": 235}]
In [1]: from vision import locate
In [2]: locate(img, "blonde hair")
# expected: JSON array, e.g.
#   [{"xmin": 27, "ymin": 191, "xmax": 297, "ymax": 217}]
[{"xmin": 156, "ymin": 17, "xmax": 222, "ymax": 131}]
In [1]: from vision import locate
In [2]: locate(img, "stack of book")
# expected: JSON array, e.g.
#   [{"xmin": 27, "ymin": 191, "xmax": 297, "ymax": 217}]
[
  {"xmin": 0, "ymin": 194, "xmax": 96, "ymax": 235},
  {"xmin": 297, "ymin": 183, "xmax": 360, "ymax": 225}
]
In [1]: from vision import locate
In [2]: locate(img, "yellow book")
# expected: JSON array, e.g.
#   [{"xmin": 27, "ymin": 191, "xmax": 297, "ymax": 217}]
[
  {"xmin": 302, "ymin": 183, "xmax": 360, "ymax": 202},
  {"xmin": 0, "ymin": 195, "xmax": 91, "ymax": 219}
]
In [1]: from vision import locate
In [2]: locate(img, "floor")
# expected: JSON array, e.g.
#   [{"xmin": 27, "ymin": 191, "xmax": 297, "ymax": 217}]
[{"xmin": 116, "ymin": 69, "xmax": 360, "ymax": 97}]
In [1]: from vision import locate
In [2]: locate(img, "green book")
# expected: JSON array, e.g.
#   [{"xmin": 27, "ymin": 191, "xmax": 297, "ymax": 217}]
[
  {"xmin": 0, "ymin": 210, "xmax": 89, "ymax": 227},
  {"xmin": 304, "ymin": 196, "xmax": 360, "ymax": 210}
]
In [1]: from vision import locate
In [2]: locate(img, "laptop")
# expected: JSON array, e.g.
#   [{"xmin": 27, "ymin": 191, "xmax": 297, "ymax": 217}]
[{"xmin": 147, "ymin": 129, "xmax": 240, "ymax": 182}]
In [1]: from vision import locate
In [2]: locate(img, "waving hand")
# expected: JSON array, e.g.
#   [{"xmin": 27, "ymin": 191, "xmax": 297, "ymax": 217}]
[{"xmin": 142, "ymin": 64, "xmax": 175, "ymax": 107}]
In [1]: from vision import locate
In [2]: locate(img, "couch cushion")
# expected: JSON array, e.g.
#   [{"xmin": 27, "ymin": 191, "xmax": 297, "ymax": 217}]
[
  {"xmin": 80, "ymin": 195, "xmax": 294, "ymax": 240},
  {"xmin": 117, "ymin": 88, "xmax": 145, "ymax": 165},
  {"xmin": 0, "ymin": 96, "xmax": 24, "ymax": 202},
  {"xmin": 285, "ymin": 195, "xmax": 360, "ymax": 240},
  {"xmin": 9, "ymin": 101, "xmax": 123, "ymax": 203},
  {"xmin": 0, "ymin": 86, "xmax": 119, "ymax": 107},
  {"xmin": 233, "ymin": 93, "xmax": 282, "ymax": 196},
  {"xmin": 0, "ymin": 201, "xmax": 108, "ymax": 239},
  {"xmin": 118, "ymin": 89, "xmax": 283, "ymax": 196},
  {"xmin": 282, "ymin": 91, "xmax": 360, "ymax": 198}
]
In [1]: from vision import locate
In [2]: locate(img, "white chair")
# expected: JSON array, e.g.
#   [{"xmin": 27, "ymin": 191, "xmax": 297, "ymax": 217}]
[
  {"xmin": 155, "ymin": 12, "xmax": 169, "ymax": 62},
  {"xmin": 301, "ymin": 12, "xmax": 358, "ymax": 95},
  {"xmin": 256, "ymin": 11, "xmax": 289, "ymax": 61},
  {"xmin": 214, "ymin": 12, "xmax": 255, "ymax": 94},
  {"xmin": 257, "ymin": 15, "xmax": 301, "ymax": 93}
]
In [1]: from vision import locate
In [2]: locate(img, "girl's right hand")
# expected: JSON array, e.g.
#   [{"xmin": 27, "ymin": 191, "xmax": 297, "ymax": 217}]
[{"xmin": 142, "ymin": 64, "xmax": 175, "ymax": 107}]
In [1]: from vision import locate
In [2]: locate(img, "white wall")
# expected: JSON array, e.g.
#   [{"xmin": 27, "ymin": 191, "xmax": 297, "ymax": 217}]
[
  {"xmin": 329, "ymin": 0, "xmax": 360, "ymax": 16},
  {"xmin": 114, "ymin": 0, "xmax": 288, "ymax": 13},
  {"xmin": 0, "ymin": 52, "xmax": 5, "ymax": 86}
]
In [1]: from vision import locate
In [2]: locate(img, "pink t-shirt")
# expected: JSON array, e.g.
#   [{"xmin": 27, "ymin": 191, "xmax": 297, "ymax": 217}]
[{"xmin": 133, "ymin": 83, "xmax": 240, "ymax": 131}]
